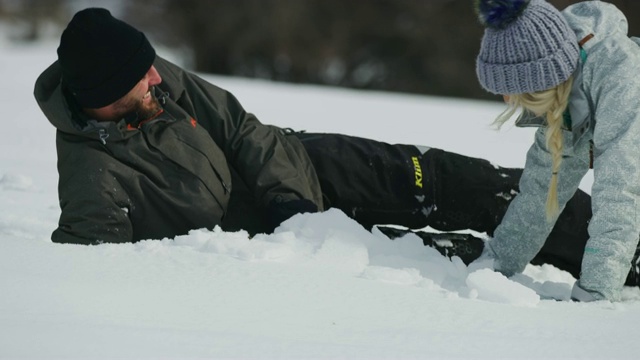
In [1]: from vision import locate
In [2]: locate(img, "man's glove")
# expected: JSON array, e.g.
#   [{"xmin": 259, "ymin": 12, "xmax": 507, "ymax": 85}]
[{"xmin": 266, "ymin": 197, "xmax": 318, "ymax": 233}]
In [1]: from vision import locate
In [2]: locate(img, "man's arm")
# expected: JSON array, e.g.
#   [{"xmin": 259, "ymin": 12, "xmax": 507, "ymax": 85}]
[
  {"xmin": 52, "ymin": 132, "xmax": 134, "ymax": 244},
  {"xmin": 155, "ymin": 58, "xmax": 323, "ymax": 227}
]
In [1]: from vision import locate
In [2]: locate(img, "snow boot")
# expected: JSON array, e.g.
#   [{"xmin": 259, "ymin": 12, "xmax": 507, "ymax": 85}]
[
  {"xmin": 376, "ymin": 226, "xmax": 485, "ymax": 265},
  {"xmin": 625, "ymin": 243, "xmax": 640, "ymax": 286}
]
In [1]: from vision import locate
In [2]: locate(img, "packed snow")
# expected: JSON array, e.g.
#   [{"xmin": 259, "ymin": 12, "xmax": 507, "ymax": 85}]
[{"xmin": 2, "ymin": 41, "xmax": 640, "ymax": 359}]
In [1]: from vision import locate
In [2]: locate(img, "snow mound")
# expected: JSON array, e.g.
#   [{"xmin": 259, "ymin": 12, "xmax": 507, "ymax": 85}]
[
  {"xmin": 0, "ymin": 173, "xmax": 34, "ymax": 191},
  {"xmin": 467, "ymin": 268, "xmax": 540, "ymax": 307}
]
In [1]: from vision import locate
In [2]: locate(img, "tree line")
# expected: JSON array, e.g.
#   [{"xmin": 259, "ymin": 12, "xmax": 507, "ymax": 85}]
[{"xmin": 5, "ymin": 0, "xmax": 640, "ymax": 100}]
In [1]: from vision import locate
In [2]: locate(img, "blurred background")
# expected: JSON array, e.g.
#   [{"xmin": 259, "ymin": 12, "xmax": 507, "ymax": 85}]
[{"xmin": 3, "ymin": 0, "xmax": 640, "ymax": 101}]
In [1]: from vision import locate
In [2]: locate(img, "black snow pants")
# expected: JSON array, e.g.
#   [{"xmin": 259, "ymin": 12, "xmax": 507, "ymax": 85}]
[{"xmin": 296, "ymin": 132, "xmax": 605, "ymax": 284}]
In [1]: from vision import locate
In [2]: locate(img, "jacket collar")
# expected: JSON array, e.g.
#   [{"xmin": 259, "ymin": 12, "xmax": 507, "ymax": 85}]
[{"xmin": 515, "ymin": 53, "xmax": 593, "ymax": 146}]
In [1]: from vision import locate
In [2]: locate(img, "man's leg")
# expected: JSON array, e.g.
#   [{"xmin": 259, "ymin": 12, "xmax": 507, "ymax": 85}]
[
  {"xmin": 297, "ymin": 132, "xmax": 527, "ymax": 232},
  {"xmin": 296, "ymin": 132, "xmax": 600, "ymax": 279},
  {"xmin": 419, "ymin": 148, "xmax": 522, "ymax": 234},
  {"xmin": 296, "ymin": 132, "xmax": 432, "ymax": 229},
  {"xmin": 530, "ymin": 190, "xmax": 591, "ymax": 279}
]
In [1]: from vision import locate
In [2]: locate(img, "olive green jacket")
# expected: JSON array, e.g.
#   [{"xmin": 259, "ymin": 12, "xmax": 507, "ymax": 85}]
[{"xmin": 34, "ymin": 56, "xmax": 323, "ymax": 244}]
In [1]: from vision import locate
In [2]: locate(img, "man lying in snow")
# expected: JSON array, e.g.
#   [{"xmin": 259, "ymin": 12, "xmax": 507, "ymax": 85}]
[{"xmin": 34, "ymin": 8, "xmax": 637, "ymax": 292}]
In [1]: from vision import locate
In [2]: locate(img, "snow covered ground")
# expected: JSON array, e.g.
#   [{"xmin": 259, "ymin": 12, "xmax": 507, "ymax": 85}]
[{"xmin": 2, "ymin": 41, "xmax": 640, "ymax": 359}]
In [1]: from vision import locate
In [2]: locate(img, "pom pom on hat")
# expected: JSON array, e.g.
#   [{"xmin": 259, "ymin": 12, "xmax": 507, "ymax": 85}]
[{"xmin": 475, "ymin": 0, "xmax": 531, "ymax": 29}]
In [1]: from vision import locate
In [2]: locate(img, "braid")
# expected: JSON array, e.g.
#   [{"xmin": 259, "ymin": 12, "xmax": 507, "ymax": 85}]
[
  {"xmin": 544, "ymin": 88, "xmax": 567, "ymax": 220},
  {"xmin": 494, "ymin": 76, "xmax": 573, "ymax": 221}
]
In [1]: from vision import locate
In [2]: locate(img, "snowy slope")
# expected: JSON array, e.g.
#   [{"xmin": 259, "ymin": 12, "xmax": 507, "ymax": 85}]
[{"xmin": 1, "ymin": 42, "xmax": 640, "ymax": 359}]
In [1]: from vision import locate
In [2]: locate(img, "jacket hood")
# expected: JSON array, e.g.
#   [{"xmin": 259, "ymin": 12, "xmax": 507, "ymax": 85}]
[
  {"xmin": 563, "ymin": 1, "xmax": 628, "ymax": 47},
  {"xmin": 34, "ymin": 61, "xmax": 87, "ymax": 136},
  {"xmin": 34, "ymin": 59, "xmax": 175, "ymax": 143}
]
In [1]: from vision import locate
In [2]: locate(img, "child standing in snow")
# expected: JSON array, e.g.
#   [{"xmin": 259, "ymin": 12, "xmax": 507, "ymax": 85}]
[{"xmin": 475, "ymin": 0, "xmax": 640, "ymax": 302}]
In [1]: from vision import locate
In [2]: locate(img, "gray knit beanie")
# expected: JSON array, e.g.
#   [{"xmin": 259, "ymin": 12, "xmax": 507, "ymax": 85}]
[{"xmin": 475, "ymin": 0, "xmax": 579, "ymax": 95}]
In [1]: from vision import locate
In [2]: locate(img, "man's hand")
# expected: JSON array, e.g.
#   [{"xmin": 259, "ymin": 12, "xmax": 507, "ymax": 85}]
[{"xmin": 266, "ymin": 197, "xmax": 318, "ymax": 232}]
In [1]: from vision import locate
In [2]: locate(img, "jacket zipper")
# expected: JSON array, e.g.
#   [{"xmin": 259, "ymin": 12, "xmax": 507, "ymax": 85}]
[
  {"xmin": 99, "ymin": 129, "xmax": 109, "ymax": 144},
  {"xmin": 139, "ymin": 117, "xmax": 230, "ymax": 209}
]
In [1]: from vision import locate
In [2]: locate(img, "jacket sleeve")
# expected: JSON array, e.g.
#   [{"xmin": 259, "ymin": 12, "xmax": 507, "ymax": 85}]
[
  {"xmin": 488, "ymin": 128, "xmax": 590, "ymax": 277},
  {"xmin": 51, "ymin": 134, "xmax": 134, "ymax": 245},
  {"xmin": 52, "ymin": 192, "xmax": 134, "ymax": 245},
  {"xmin": 158, "ymin": 59, "xmax": 323, "ymax": 212},
  {"xmin": 577, "ymin": 45, "xmax": 640, "ymax": 301}
]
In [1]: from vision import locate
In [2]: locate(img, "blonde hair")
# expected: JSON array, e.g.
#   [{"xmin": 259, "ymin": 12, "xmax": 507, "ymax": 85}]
[{"xmin": 494, "ymin": 77, "xmax": 573, "ymax": 221}]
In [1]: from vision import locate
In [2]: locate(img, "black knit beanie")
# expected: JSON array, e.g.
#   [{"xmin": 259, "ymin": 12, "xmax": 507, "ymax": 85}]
[{"xmin": 57, "ymin": 8, "xmax": 156, "ymax": 109}]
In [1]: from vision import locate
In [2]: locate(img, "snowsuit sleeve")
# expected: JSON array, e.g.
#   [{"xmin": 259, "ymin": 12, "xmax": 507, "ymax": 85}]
[
  {"xmin": 577, "ymin": 44, "xmax": 640, "ymax": 301},
  {"xmin": 492, "ymin": 4, "xmax": 640, "ymax": 300},
  {"xmin": 155, "ymin": 58, "xmax": 323, "ymax": 213},
  {"xmin": 488, "ymin": 127, "xmax": 590, "ymax": 278}
]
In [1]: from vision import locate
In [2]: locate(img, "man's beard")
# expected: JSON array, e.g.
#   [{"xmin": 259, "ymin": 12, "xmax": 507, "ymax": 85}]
[{"xmin": 134, "ymin": 89, "xmax": 163, "ymax": 121}]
